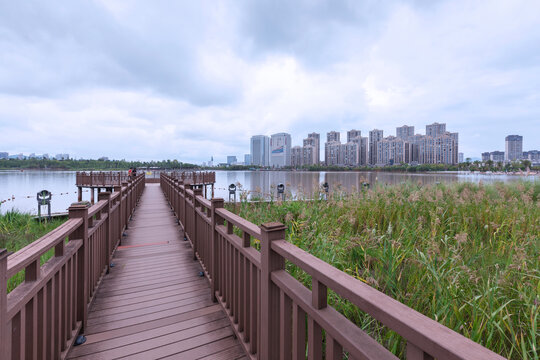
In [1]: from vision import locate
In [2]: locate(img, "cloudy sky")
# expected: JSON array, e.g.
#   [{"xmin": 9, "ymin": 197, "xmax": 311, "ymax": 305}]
[{"xmin": 1, "ymin": 0, "xmax": 539, "ymax": 163}]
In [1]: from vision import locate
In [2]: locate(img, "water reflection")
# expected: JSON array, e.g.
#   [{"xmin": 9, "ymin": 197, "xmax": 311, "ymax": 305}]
[{"xmin": 212, "ymin": 170, "xmax": 537, "ymax": 200}]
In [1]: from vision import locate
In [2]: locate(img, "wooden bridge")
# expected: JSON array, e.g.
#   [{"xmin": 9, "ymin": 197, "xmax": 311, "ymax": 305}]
[{"xmin": 1, "ymin": 172, "xmax": 505, "ymax": 359}]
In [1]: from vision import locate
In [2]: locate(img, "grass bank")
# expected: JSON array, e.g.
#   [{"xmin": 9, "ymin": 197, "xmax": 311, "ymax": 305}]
[
  {"xmin": 0, "ymin": 211, "xmax": 66, "ymax": 292},
  {"xmin": 229, "ymin": 181, "xmax": 539, "ymax": 359}
]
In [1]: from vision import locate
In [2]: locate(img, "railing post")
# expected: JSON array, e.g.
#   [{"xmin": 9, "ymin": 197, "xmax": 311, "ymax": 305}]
[
  {"xmin": 98, "ymin": 192, "xmax": 112, "ymax": 274},
  {"xmin": 211, "ymin": 198, "xmax": 224, "ymax": 301},
  {"xmin": 68, "ymin": 202, "xmax": 90, "ymax": 332},
  {"xmin": 260, "ymin": 222, "xmax": 286, "ymax": 360},
  {"xmin": 121, "ymin": 182, "xmax": 128, "ymax": 229},
  {"xmin": 0, "ymin": 248, "xmax": 8, "ymax": 356},
  {"xmin": 192, "ymin": 187, "xmax": 203, "ymax": 260}
]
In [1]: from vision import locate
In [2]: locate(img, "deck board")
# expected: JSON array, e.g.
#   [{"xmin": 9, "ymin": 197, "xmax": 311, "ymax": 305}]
[{"xmin": 67, "ymin": 184, "xmax": 244, "ymax": 359}]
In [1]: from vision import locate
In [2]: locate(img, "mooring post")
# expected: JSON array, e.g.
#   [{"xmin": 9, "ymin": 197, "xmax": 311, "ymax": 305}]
[
  {"xmin": 210, "ymin": 198, "xmax": 224, "ymax": 301},
  {"xmin": 78, "ymin": 186, "xmax": 82, "ymax": 202},
  {"xmin": 260, "ymin": 222, "xmax": 286, "ymax": 360},
  {"xmin": 0, "ymin": 249, "xmax": 8, "ymax": 356},
  {"xmin": 68, "ymin": 202, "xmax": 90, "ymax": 333}
]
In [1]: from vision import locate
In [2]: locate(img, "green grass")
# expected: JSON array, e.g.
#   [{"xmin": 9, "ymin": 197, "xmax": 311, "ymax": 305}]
[
  {"xmin": 228, "ymin": 181, "xmax": 539, "ymax": 359},
  {"xmin": 0, "ymin": 211, "xmax": 66, "ymax": 292}
]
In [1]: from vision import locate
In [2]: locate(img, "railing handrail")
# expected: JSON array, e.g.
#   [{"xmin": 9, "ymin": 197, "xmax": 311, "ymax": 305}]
[
  {"xmin": 6, "ymin": 218, "xmax": 83, "ymax": 278},
  {"xmin": 159, "ymin": 172, "xmax": 505, "ymax": 360},
  {"xmin": 75, "ymin": 171, "xmax": 143, "ymax": 187}
]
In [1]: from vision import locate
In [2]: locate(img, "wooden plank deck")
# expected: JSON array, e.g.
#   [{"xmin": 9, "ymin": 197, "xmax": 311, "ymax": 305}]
[{"xmin": 67, "ymin": 184, "xmax": 246, "ymax": 360}]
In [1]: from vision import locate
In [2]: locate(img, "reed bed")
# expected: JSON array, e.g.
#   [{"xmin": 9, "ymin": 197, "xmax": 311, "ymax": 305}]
[
  {"xmin": 230, "ymin": 181, "xmax": 539, "ymax": 359},
  {"xmin": 0, "ymin": 211, "xmax": 66, "ymax": 292}
]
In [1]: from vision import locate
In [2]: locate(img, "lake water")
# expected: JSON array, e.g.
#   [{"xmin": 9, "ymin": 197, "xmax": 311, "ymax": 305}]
[{"xmin": 0, "ymin": 170, "xmax": 537, "ymax": 214}]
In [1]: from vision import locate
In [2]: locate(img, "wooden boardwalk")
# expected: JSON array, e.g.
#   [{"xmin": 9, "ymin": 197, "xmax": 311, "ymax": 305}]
[{"xmin": 67, "ymin": 184, "xmax": 246, "ymax": 360}]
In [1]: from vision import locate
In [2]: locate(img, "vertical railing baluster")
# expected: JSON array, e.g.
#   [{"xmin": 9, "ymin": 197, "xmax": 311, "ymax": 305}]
[
  {"xmin": 68, "ymin": 202, "xmax": 89, "ymax": 334},
  {"xmin": 192, "ymin": 188, "xmax": 203, "ymax": 260},
  {"xmin": 98, "ymin": 192, "xmax": 111, "ymax": 274},
  {"xmin": 211, "ymin": 198, "xmax": 224, "ymax": 302},
  {"xmin": 407, "ymin": 342, "xmax": 434, "ymax": 360}
]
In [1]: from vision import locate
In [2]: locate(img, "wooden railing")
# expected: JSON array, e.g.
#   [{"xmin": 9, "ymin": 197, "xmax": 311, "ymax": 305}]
[
  {"xmin": 76, "ymin": 171, "xmax": 131, "ymax": 187},
  {"xmin": 0, "ymin": 174, "xmax": 145, "ymax": 359},
  {"xmin": 161, "ymin": 173, "xmax": 505, "ymax": 360},
  {"xmin": 169, "ymin": 171, "xmax": 216, "ymax": 185}
]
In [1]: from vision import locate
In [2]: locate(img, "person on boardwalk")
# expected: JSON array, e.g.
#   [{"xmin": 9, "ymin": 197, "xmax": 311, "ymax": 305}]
[
  {"xmin": 128, "ymin": 168, "xmax": 133, "ymax": 178},
  {"xmin": 132, "ymin": 167, "xmax": 137, "ymax": 179}
]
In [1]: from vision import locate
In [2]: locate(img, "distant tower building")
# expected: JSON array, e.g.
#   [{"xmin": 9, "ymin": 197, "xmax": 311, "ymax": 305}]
[
  {"xmin": 505, "ymin": 135, "xmax": 523, "ymax": 162},
  {"xmin": 458, "ymin": 152, "xmax": 464, "ymax": 163},
  {"xmin": 369, "ymin": 129, "xmax": 383, "ymax": 165},
  {"xmin": 270, "ymin": 133, "xmax": 292, "ymax": 167},
  {"xmin": 250, "ymin": 135, "xmax": 270, "ymax": 166},
  {"xmin": 481, "ymin": 152, "xmax": 490, "ymax": 162},
  {"xmin": 227, "ymin": 156, "xmax": 237, "ymax": 165},
  {"xmin": 244, "ymin": 154, "xmax": 252, "ymax": 166},
  {"xmin": 426, "ymin": 123, "xmax": 446, "ymax": 138},
  {"xmin": 327, "ymin": 131, "xmax": 340, "ymax": 142},
  {"xmin": 396, "ymin": 125, "xmax": 415, "ymax": 139},
  {"xmin": 303, "ymin": 133, "xmax": 320, "ymax": 165}
]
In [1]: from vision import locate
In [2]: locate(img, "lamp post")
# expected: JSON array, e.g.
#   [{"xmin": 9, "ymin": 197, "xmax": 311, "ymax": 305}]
[
  {"xmin": 277, "ymin": 183, "xmax": 285, "ymax": 201},
  {"xmin": 228, "ymin": 183, "xmax": 237, "ymax": 203}
]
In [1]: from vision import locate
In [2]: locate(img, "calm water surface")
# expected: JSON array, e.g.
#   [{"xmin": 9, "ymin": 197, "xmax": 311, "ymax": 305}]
[{"xmin": 0, "ymin": 170, "xmax": 536, "ymax": 214}]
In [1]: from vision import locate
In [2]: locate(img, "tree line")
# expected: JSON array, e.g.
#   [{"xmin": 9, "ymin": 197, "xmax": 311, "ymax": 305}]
[{"xmin": 0, "ymin": 158, "xmax": 199, "ymax": 170}]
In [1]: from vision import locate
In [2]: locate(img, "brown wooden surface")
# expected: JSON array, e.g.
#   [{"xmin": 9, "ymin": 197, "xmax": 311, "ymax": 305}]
[{"xmin": 67, "ymin": 184, "xmax": 244, "ymax": 360}]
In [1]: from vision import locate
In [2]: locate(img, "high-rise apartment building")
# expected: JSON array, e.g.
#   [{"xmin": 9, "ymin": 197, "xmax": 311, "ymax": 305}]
[
  {"xmin": 339, "ymin": 142, "xmax": 358, "ymax": 166},
  {"xmin": 458, "ymin": 152, "xmax": 464, "ymax": 163},
  {"xmin": 302, "ymin": 146, "xmax": 316, "ymax": 166},
  {"xmin": 325, "ymin": 141, "xmax": 341, "ymax": 166},
  {"xmin": 291, "ymin": 146, "xmax": 303, "ymax": 167},
  {"xmin": 426, "ymin": 123, "xmax": 446, "ymax": 138},
  {"xmin": 396, "ymin": 125, "xmax": 415, "ymax": 139},
  {"xmin": 303, "ymin": 133, "xmax": 320, "ymax": 165},
  {"xmin": 369, "ymin": 129, "xmax": 383, "ymax": 165},
  {"xmin": 270, "ymin": 133, "xmax": 292, "ymax": 167},
  {"xmin": 347, "ymin": 130, "xmax": 361, "ymax": 143},
  {"xmin": 505, "ymin": 135, "xmax": 523, "ymax": 161},
  {"xmin": 376, "ymin": 136, "xmax": 411, "ymax": 165},
  {"xmin": 250, "ymin": 135, "xmax": 270, "ymax": 167},
  {"xmin": 359, "ymin": 137, "xmax": 368, "ymax": 165},
  {"xmin": 327, "ymin": 131, "xmax": 340, "ymax": 142}
]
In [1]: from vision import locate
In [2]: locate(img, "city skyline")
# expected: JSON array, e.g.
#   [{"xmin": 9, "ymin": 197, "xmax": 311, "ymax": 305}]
[{"xmin": 1, "ymin": 1, "xmax": 540, "ymax": 163}]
